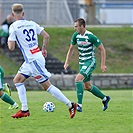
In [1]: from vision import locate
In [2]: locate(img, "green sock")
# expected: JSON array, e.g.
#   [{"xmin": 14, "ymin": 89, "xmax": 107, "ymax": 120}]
[
  {"xmin": 89, "ymin": 85, "xmax": 105, "ymax": 99},
  {"xmin": 75, "ymin": 81, "xmax": 84, "ymax": 104},
  {"xmin": 0, "ymin": 93, "xmax": 14, "ymax": 105}
]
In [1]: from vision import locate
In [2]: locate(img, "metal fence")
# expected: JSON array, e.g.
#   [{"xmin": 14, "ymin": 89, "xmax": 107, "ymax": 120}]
[
  {"xmin": 0, "ymin": 0, "xmax": 132, "ymax": 25},
  {"xmin": 0, "ymin": 0, "xmax": 79, "ymax": 25}
]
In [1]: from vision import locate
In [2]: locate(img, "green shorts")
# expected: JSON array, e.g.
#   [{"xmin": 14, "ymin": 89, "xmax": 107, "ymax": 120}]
[
  {"xmin": 0, "ymin": 66, "xmax": 4, "ymax": 90},
  {"xmin": 79, "ymin": 58, "xmax": 96, "ymax": 82}
]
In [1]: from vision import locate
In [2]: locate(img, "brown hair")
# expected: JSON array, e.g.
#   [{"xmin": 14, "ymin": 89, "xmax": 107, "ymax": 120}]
[{"xmin": 75, "ymin": 18, "xmax": 86, "ymax": 27}]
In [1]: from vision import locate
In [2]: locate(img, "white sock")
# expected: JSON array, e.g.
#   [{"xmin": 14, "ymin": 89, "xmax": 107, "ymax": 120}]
[
  {"xmin": 15, "ymin": 83, "xmax": 28, "ymax": 111},
  {"xmin": 47, "ymin": 85, "xmax": 72, "ymax": 108},
  {"xmin": 78, "ymin": 104, "xmax": 82, "ymax": 108},
  {"xmin": 12, "ymin": 102, "xmax": 17, "ymax": 106},
  {"xmin": 102, "ymin": 96, "xmax": 107, "ymax": 101}
]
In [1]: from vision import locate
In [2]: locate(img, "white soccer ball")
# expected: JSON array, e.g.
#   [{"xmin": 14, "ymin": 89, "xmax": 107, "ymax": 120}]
[{"xmin": 43, "ymin": 102, "xmax": 55, "ymax": 112}]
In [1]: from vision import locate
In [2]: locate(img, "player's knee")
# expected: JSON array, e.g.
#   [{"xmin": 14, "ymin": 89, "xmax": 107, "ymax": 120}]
[
  {"xmin": 13, "ymin": 77, "xmax": 22, "ymax": 84},
  {"xmin": 75, "ymin": 78, "xmax": 81, "ymax": 82},
  {"xmin": 41, "ymin": 80, "xmax": 51, "ymax": 91},
  {"xmin": 75, "ymin": 74, "xmax": 84, "ymax": 82},
  {"xmin": 84, "ymin": 83, "xmax": 92, "ymax": 90}
]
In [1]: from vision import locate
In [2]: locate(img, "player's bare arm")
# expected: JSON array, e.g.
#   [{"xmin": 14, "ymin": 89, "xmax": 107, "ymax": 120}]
[
  {"xmin": 64, "ymin": 44, "xmax": 74, "ymax": 70},
  {"xmin": 40, "ymin": 30, "xmax": 50, "ymax": 57},
  {"xmin": 8, "ymin": 40, "xmax": 16, "ymax": 51},
  {"xmin": 98, "ymin": 44, "xmax": 107, "ymax": 72}
]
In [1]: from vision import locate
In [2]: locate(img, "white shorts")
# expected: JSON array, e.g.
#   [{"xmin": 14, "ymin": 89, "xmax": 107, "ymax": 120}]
[
  {"xmin": 18, "ymin": 58, "xmax": 51, "ymax": 83},
  {"xmin": 0, "ymin": 79, "xmax": 3, "ymax": 90}
]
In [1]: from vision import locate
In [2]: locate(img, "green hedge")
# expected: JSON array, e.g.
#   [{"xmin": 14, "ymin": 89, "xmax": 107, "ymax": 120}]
[{"xmin": 1, "ymin": 27, "xmax": 132, "ymax": 75}]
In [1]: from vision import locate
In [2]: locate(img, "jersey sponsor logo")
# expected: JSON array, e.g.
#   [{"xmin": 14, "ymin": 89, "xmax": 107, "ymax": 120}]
[
  {"xmin": 28, "ymin": 42, "xmax": 37, "ymax": 48},
  {"xmin": 30, "ymin": 46, "xmax": 40, "ymax": 54},
  {"xmin": 80, "ymin": 41, "xmax": 87, "ymax": 44},
  {"xmin": 34, "ymin": 75, "xmax": 42, "ymax": 79},
  {"xmin": 77, "ymin": 40, "xmax": 87, "ymax": 45},
  {"xmin": 77, "ymin": 38, "xmax": 88, "ymax": 45}
]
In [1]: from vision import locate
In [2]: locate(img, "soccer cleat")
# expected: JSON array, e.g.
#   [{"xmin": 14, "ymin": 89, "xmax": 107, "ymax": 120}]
[
  {"xmin": 69, "ymin": 102, "xmax": 77, "ymax": 118},
  {"xmin": 3, "ymin": 83, "xmax": 11, "ymax": 96},
  {"xmin": 8, "ymin": 103, "xmax": 19, "ymax": 109},
  {"xmin": 76, "ymin": 104, "xmax": 82, "ymax": 112},
  {"xmin": 11, "ymin": 110, "xmax": 30, "ymax": 118},
  {"xmin": 102, "ymin": 96, "xmax": 111, "ymax": 111}
]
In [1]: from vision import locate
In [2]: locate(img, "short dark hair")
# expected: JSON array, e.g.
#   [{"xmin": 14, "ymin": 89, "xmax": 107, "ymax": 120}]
[{"xmin": 75, "ymin": 18, "xmax": 86, "ymax": 27}]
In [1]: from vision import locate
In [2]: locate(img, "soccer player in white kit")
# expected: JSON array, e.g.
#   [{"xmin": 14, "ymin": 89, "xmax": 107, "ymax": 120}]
[{"xmin": 8, "ymin": 3, "xmax": 77, "ymax": 119}]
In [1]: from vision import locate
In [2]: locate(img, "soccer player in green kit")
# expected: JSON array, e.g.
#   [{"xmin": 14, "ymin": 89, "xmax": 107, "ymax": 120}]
[
  {"xmin": 64, "ymin": 18, "xmax": 110, "ymax": 112},
  {"xmin": 0, "ymin": 66, "xmax": 18, "ymax": 109}
]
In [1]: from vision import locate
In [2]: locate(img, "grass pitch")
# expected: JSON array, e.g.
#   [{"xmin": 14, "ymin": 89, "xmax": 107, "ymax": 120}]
[{"xmin": 0, "ymin": 90, "xmax": 132, "ymax": 133}]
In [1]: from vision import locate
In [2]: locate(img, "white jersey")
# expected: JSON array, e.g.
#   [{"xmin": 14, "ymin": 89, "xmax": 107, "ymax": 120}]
[{"xmin": 8, "ymin": 20, "xmax": 44, "ymax": 63}]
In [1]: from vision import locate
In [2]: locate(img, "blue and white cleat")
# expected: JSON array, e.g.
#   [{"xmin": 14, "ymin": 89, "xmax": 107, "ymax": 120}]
[
  {"xmin": 76, "ymin": 104, "xmax": 82, "ymax": 112},
  {"xmin": 102, "ymin": 96, "xmax": 110, "ymax": 111}
]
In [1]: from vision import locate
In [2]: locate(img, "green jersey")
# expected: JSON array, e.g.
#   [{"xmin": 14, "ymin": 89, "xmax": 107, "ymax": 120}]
[
  {"xmin": 0, "ymin": 66, "xmax": 4, "ymax": 90},
  {"xmin": 70, "ymin": 30, "xmax": 102, "ymax": 64}
]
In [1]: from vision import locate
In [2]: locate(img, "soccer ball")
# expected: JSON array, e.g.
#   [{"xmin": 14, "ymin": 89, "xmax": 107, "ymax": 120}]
[{"xmin": 43, "ymin": 102, "xmax": 55, "ymax": 112}]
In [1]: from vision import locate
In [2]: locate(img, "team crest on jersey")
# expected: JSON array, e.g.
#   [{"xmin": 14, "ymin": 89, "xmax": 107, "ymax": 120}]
[{"xmin": 82, "ymin": 66, "xmax": 87, "ymax": 69}]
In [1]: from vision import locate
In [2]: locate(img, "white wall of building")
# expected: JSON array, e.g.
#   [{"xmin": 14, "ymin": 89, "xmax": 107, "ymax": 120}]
[{"xmin": 99, "ymin": 8, "xmax": 133, "ymax": 24}]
